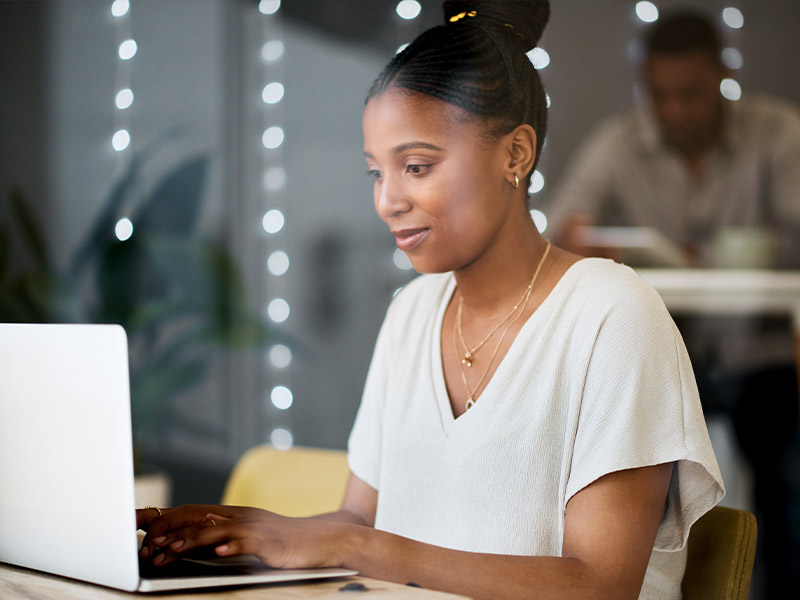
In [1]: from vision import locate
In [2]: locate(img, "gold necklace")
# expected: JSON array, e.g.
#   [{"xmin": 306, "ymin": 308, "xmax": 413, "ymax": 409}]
[{"xmin": 455, "ymin": 240, "xmax": 551, "ymax": 410}]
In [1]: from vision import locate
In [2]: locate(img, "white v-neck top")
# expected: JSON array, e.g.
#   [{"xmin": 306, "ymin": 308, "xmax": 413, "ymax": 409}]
[{"xmin": 348, "ymin": 258, "xmax": 724, "ymax": 599}]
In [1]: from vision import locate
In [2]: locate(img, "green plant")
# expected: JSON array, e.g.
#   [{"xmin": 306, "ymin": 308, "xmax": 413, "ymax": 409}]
[{"xmin": 0, "ymin": 147, "xmax": 275, "ymax": 466}]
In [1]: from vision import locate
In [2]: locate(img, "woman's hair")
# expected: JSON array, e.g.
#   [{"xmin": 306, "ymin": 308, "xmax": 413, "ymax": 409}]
[{"xmin": 367, "ymin": 0, "xmax": 550, "ymax": 181}]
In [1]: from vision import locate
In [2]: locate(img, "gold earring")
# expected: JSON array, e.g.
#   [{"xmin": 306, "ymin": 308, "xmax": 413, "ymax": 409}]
[{"xmin": 512, "ymin": 174, "xmax": 520, "ymax": 189}]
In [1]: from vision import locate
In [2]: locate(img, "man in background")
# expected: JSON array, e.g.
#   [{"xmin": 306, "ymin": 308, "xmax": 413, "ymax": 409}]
[{"xmin": 547, "ymin": 9, "xmax": 800, "ymax": 598}]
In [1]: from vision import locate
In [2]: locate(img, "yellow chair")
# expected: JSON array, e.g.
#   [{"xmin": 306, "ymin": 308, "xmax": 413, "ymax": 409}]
[
  {"xmin": 681, "ymin": 505, "xmax": 757, "ymax": 600},
  {"xmin": 221, "ymin": 445, "xmax": 350, "ymax": 517}
]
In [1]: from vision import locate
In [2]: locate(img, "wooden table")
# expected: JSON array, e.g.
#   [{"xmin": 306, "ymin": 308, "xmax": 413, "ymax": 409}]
[
  {"xmin": 0, "ymin": 563, "xmax": 470, "ymax": 599},
  {"xmin": 638, "ymin": 269, "xmax": 800, "ymax": 387}
]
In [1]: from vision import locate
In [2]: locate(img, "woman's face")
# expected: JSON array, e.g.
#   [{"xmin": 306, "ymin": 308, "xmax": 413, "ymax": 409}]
[{"xmin": 363, "ymin": 88, "xmax": 519, "ymax": 274}]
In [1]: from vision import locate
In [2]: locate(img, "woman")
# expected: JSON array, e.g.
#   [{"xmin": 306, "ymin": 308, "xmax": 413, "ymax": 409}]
[{"xmin": 138, "ymin": 2, "xmax": 723, "ymax": 597}]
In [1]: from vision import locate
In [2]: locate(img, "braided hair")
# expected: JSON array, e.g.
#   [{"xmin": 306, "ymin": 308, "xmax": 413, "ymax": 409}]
[{"xmin": 367, "ymin": 0, "xmax": 550, "ymax": 183}]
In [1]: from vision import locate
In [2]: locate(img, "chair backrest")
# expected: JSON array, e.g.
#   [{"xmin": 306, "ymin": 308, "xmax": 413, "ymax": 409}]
[
  {"xmin": 221, "ymin": 445, "xmax": 350, "ymax": 517},
  {"xmin": 681, "ymin": 505, "xmax": 757, "ymax": 600}
]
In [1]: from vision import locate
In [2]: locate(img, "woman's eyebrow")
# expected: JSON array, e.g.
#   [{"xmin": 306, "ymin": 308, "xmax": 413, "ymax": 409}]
[
  {"xmin": 364, "ymin": 142, "xmax": 444, "ymax": 159},
  {"xmin": 392, "ymin": 141, "xmax": 444, "ymax": 154}
]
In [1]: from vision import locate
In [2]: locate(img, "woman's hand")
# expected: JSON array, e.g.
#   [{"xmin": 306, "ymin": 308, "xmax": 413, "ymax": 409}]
[{"xmin": 137, "ymin": 504, "xmax": 351, "ymax": 570}]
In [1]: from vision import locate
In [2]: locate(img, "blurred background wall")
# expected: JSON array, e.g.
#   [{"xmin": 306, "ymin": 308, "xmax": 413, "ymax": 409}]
[{"xmin": 1, "ymin": 0, "xmax": 799, "ymax": 509}]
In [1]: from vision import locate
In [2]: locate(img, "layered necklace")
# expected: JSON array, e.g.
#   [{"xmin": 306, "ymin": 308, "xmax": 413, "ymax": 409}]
[{"xmin": 454, "ymin": 240, "xmax": 551, "ymax": 411}]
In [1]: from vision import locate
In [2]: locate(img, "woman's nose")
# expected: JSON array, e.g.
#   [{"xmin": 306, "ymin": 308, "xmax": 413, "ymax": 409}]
[{"xmin": 374, "ymin": 175, "xmax": 412, "ymax": 220}]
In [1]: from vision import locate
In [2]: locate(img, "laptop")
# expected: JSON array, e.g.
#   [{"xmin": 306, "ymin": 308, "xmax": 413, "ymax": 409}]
[{"xmin": 0, "ymin": 323, "xmax": 356, "ymax": 592}]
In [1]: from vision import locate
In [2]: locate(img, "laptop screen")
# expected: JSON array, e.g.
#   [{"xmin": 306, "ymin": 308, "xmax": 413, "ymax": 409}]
[{"xmin": 0, "ymin": 324, "xmax": 141, "ymax": 591}]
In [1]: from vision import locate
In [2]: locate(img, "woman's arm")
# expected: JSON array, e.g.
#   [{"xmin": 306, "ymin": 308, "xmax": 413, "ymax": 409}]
[
  {"xmin": 141, "ymin": 463, "xmax": 671, "ymax": 600},
  {"xmin": 307, "ymin": 472, "xmax": 378, "ymax": 527}
]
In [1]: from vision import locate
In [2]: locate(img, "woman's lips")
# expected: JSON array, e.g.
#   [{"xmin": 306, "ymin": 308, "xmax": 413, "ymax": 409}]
[{"xmin": 392, "ymin": 227, "xmax": 429, "ymax": 252}]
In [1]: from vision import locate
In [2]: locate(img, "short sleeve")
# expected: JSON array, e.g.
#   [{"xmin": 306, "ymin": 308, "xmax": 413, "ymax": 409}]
[{"xmin": 565, "ymin": 270, "xmax": 725, "ymax": 551}]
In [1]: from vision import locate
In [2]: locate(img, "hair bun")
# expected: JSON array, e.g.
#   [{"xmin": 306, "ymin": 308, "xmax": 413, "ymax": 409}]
[{"xmin": 443, "ymin": 0, "xmax": 550, "ymax": 51}]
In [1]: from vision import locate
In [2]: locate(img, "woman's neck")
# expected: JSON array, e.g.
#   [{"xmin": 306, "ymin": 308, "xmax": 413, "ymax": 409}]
[{"xmin": 453, "ymin": 220, "xmax": 549, "ymax": 321}]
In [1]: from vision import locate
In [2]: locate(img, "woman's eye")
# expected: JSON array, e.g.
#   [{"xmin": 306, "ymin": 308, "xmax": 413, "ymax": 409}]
[
  {"xmin": 406, "ymin": 164, "xmax": 431, "ymax": 175},
  {"xmin": 366, "ymin": 169, "xmax": 382, "ymax": 180}
]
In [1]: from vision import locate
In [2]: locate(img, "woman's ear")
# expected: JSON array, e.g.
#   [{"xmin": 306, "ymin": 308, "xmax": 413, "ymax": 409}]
[{"xmin": 504, "ymin": 124, "xmax": 537, "ymax": 187}]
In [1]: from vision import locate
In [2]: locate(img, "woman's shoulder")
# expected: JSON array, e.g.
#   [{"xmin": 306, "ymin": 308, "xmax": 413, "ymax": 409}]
[{"xmin": 557, "ymin": 258, "xmax": 668, "ymax": 318}]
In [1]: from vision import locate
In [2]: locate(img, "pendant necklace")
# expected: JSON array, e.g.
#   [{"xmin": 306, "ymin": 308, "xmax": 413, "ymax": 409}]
[{"xmin": 455, "ymin": 240, "xmax": 551, "ymax": 410}]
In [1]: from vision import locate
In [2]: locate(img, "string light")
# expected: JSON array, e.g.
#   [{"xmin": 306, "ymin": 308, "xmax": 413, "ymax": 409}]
[
  {"xmin": 267, "ymin": 298, "xmax": 290, "ymax": 323},
  {"xmin": 115, "ymin": 88, "xmax": 134, "ymax": 109},
  {"xmin": 258, "ymin": 3, "xmax": 292, "ymax": 447},
  {"xmin": 527, "ymin": 47, "xmax": 550, "ymax": 70},
  {"xmin": 719, "ymin": 6, "xmax": 744, "ymax": 101},
  {"xmin": 115, "ymin": 218, "xmax": 134, "ymax": 241},
  {"xmin": 112, "ymin": 129, "xmax": 130, "ymax": 151},
  {"xmin": 529, "ymin": 170, "xmax": 545, "ymax": 195},
  {"xmin": 530, "ymin": 210, "xmax": 548, "ymax": 234},
  {"xmin": 262, "ymin": 209, "xmax": 285, "ymax": 233},
  {"xmin": 270, "ymin": 386, "xmax": 293, "ymax": 410},
  {"xmin": 392, "ymin": 248, "xmax": 413, "ymax": 271},
  {"xmin": 110, "ymin": 0, "xmax": 135, "ymax": 247},
  {"xmin": 270, "ymin": 427, "xmax": 293, "ymax": 450},
  {"xmin": 258, "ymin": 0, "xmax": 281, "ymax": 16},
  {"xmin": 267, "ymin": 250, "xmax": 290, "ymax": 276},
  {"xmin": 268, "ymin": 344, "xmax": 292, "ymax": 369},
  {"xmin": 396, "ymin": 0, "xmax": 421, "ymax": 20},
  {"xmin": 635, "ymin": 1, "xmax": 659, "ymax": 23},
  {"xmin": 110, "ymin": 0, "xmax": 129, "ymax": 18},
  {"xmin": 722, "ymin": 7, "xmax": 744, "ymax": 29}
]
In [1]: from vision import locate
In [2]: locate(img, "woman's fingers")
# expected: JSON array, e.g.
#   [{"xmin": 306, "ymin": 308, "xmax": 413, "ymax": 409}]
[
  {"xmin": 150, "ymin": 518, "xmax": 243, "ymax": 566},
  {"xmin": 140, "ymin": 505, "xmax": 221, "ymax": 558}
]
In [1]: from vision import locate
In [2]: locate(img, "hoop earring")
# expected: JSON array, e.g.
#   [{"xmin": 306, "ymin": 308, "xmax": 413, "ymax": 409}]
[{"xmin": 512, "ymin": 174, "xmax": 520, "ymax": 189}]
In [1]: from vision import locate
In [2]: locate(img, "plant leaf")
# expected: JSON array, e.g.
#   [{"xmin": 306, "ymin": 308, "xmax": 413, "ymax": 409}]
[
  {"xmin": 0, "ymin": 224, "xmax": 9, "ymax": 286},
  {"xmin": 9, "ymin": 188, "xmax": 49, "ymax": 273},
  {"xmin": 93, "ymin": 236, "xmax": 167, "ymax": 325},
  {"xmin": 133, "ymin": 156, "xmax": 210, "ymax": 236},
  {"xmin": 130, "ymin": 355, "xmax": 207, "ymax": 443},
  {"xmin": 68, "ymin": 129, "xmax": 182, "ymax": 277}
]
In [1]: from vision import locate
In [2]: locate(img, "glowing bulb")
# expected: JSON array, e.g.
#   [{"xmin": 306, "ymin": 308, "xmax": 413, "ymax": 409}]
[
  {"xmin": 721, "ymin": 47, "xmax": 743, "ymax": 70},
  {"xmin": 267, "ymin": 250, "xmax": 290, "ymax": 276},
  {"xmin": 118, "ymin": 39, "xmax": 137, "ymax": 60},
  {"xmin": 270, "ymin": 427, "xmax": 293, "ymax": 450},
  {"xmin": 263, "ymin": 166, "xmax": 287, "ymax": 191},
  {"xmin": 262, "ymin": 209, "xmax": 285, "ymax": 234},
  {"xmin": 115, "ymin": 218, "xmax": 133, "ymax": 241},
  {"xmin": 530, "ymin": 209, "xmax": 548, "ymax": 233},
  {"xmin": 527, "ymin": 47, "xmax": 550, "ymax": 70},
  {"xmin": 261, "ymin": 40, "xmax": 284, "ymax": 62},
  {"xmin": 270, "ymin": 385, "xmax": 293, "ymax": 410},
  {"xmin": 258, "ymin": 0, "xmax": 281, "ymax": 15},
  {"xmin": 112, "ymin": 129, "xmax": 130, "ymax": 151},
  {"xmin": 262, "ymin": 82, "xmax": 285, "ymax": 104},
  {"xmin": 262, "ymin": 126, "xmax": 284, "ymax": 149},
  {"xmin": 111, "ymin": 0, "xmax": 129, "ymax": 17},
  {"xmin": 635, "ymin": 1, "xmax": 659, "ymax": 23},
  {"xmin": 529, "ymin": 170, "xmax": 545, "ymax": 194},
  {"xmin": 267, "ymin": 298, "xmax": 290, "ymax": 323},
  {"xmin": 269, "ymin": 344, "xmax": 292, "ymax": 369},
  {"xmin": 720, "ymin": 78, "xmax": 742, "ymax": 101},
  {"xmin": 722, "ymin": 7, "xmax": 744, "ymax": 29},
  {"xmin": 392, "ymin": 248, "xmax": 413, "ymax": 271},
  {"xmin": 396, "ymin": 0, "xmax": 421, "ymax": 20},
  {"xmin": 115, "ymin": 88, "xmax": 134, "ymax": 110}
]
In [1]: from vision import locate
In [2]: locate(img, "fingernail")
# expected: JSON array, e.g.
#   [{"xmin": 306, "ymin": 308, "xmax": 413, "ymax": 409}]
[
  {"xmin": 170, "ymin": 540, "xmax": 184, "ymax": 551},
  {"xmin": 153, "ymin": 536, "xmax": 166, "ymax": 546},
  {"xmin": 216, "ymin": 545, "xmax": 229, "ymax": 555},
  {"xmin": 140, "ymin": 546, "xmax": 150, "ymax": 558},
  {"xmin": 153, "ymin": 553, "xmax": 165, "ymax": 566}
]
